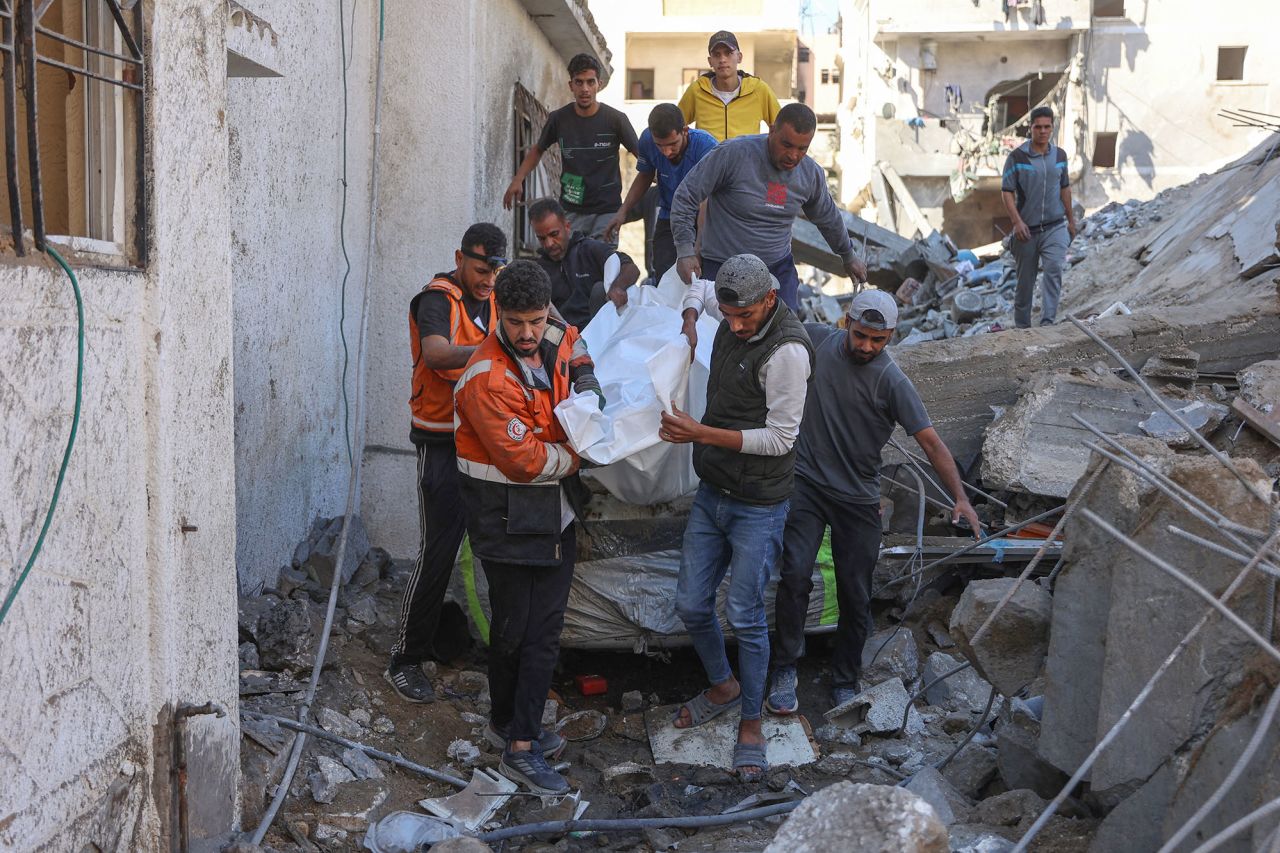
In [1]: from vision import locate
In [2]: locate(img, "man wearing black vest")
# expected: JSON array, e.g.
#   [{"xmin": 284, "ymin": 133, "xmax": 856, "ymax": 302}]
[
  {"xmin": 766, "ymin": 289, "xmax": 982, "ymax": 716},
  {"xmin": 658, "ymin": 254, "xmax": 814, "ymax": 783}
]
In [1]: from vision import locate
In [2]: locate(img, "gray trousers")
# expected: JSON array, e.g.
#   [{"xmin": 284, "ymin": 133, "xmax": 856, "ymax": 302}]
[
  {"xmin": 1012, "ymin": 222, "xmax": 1069, "ymax": 328},
  {"xmin": 566, "ymin": 210, "xmax": 617, "ymax": 244}
]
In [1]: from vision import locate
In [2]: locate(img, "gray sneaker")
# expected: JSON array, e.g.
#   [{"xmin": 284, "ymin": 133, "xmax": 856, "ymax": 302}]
[
  {"xmin": 766, "ymin": 666, "xmax": 799, "ymax": 715},
  {"xmin": 500, "ymin": 746, "xmax": 570, "ymax": 795},
  {"xmin": 483, "ymin": 721, "xmax": 566, "ymax": 760}
]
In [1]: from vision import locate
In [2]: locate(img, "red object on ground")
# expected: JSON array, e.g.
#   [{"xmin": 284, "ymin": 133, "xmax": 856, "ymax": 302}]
[{"xmin": 575, "ymin": 674, "xmax": 608, "ymax": 696}]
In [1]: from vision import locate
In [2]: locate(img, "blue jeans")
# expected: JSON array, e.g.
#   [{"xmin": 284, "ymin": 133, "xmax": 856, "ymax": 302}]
[
  {"xmin": 676, "ymin": 484, "xmax": 789, "ymax": 720},
  {"xmin": 702, "ymin": 254, "xmax": 802, "ymax": 311}
]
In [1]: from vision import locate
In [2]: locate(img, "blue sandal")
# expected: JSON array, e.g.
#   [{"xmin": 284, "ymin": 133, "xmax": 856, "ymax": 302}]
[
  {"xmin": 673, "ymin": 689, "xmax": 742, "ymax": 728},
  {"xmin": 733, "ymin": 740, "xmax": 769, "ymax": 783}
]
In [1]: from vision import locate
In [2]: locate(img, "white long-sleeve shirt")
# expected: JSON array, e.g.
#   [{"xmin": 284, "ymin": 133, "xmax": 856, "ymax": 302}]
[{"xmin": 683, "ymin": 279, "xmax": 811, "ymax": 457}]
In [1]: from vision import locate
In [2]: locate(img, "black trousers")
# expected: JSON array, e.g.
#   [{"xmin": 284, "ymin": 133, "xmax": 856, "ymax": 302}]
[
  {"xmin": 483, "ymin": 524, "xmax": 576, "ymax": 741},
  {"xmin": 772, "ymin": 475, "xmax": 883, "ymax": 689},
  {"xmin": 391, "ymin": 440, "xmax": 467, "ymax": 664},
  {"xmin": 652, "ymin": 217, "xmax": 677, "ymax": 281}
]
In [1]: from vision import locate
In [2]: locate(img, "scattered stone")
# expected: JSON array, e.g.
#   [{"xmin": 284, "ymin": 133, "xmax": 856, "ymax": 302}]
[
  {"xmin": 302, "ymin": 515, "xmax": 371, "ymax": 588},
  {"xmin": 446, "ymin": 738, "xmax": 482, "ymax": 766},
  {"xmin": 621, "ymin": 690, "xmax": 645, "ymax": 713},
  {"xmin": 971, "ymin": 789, "xmax": 1046, "ymax": 827},
  {"xmin": 861, "ymin": 627, "xmax": 921, "ymax": 686},
  {"xmin": 1138, "ymin": 400, "xmax": 1228, "ymax": 448},
  {"xmin": 949, "ymin": 579, "xmax": 1052, "ymax": 697},
  {"xmin": 313, "ymin": 823, "xmax": 347, "ymax": 844},
  {"xmin": 275, "ymin": 565, "xmax": 311, "ymax": 597},
  {"xmin": 348, "ymin": 707, "xmax": 372, "ymax": 728},
  {"xmin": 454, "ymin": 670, "xmax": 487, "ymax": 695},
  {"xmin": 541, "ymin": 699, "xmax": 560, "ymax": 728},
  {"xmin": 256, "ymin": 598, "xmax": 320, "ymax": 672},
  {"xmin": 1139, "ymin": 348, "xmax": 1199, "ymax": 389},
  {"xmin": 826, "ymin": 678, "xmax": 919, "ymax": 735},
  {"xmin": 942, "ymin": 743, "xmax": 999, "ymax": 800},
  {"xmin": 371, "ymin": 715, "xmax": 395, "ymax": 735},
  {"xmin": 239, "ymin": 642, "xmax": 260, "ymax": 671},
  {"xmin": 926, "ymin": 621, "xmax": 955, "ymax": 649},
  {"xmin": 994, "ymin": 698, "xmax": 1069, "ymax": 800},
  {"xmin": 813, "ymin": 724, "xmax": 863, "ymax": 747},
  {"xmin": 1238, "ymin": 359, "xmax": 1280, "ymax": 414},
  {"xmin": 320, "ymin": 781, "xmax": 389, "ymax": 833},
  {"xmin": 309, "ymin": 755, "xmax": 355, "ymax": 804},
  {"xmin": 340, "ymin": 747, "xmax": 384, "ymax": 781},
  {"xmin": 764, "ymin": 781, "xmax": 948, "ymax": 853},
  {"xmin": 346, "ymin": 594, "xmax": 378, "ymax": 626},
  {"xmin": 947, "ymin": 826, "xmax": 1016, "ymax": 852},
  {"xmin": 691, "ymin": 766, "xmax": 735, "ymax": 786},
  {"xmin": 351, "ymin": 559, "xmax": 381, "ymax": 589},
  {"xmin": 922, "ymin": 652, "xmax": 995, "ymax": 715},
  {"xmin": 942, "ymin": 711, "xmax": 976, "ymax": 734},
  {"xmin": 318, "ymin": 708, "xmax": 362, "ymax": 739},
  {"xmin": 904, "ymin": 766, "xmax": 972, "ymax": 825}
]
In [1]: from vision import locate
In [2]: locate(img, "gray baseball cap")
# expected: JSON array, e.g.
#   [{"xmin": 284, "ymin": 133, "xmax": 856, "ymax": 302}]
[
  {"xmin": 714, "ymin": 254, "xmax": 779, "ymax": 307},
  {"xmin": 848, "ymin": 288, "xmax": 899, "ymax": 330}
]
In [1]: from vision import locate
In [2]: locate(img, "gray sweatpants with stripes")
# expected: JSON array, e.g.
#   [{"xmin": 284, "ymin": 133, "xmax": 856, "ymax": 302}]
[{"xmin": 1012, "ymin": 222, "xmax": 1070, "ymax": 328}]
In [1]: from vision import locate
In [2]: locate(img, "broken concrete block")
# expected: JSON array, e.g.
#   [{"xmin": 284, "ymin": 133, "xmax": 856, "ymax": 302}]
[
  {"xmin": 255, "ymin": 598, "xmax": 319, "ymax": 672},
  {"xmin": 1139, "ymin": 348, "xmax": 1199, "ymax": 389},
  {"xmin": 1138, "ymin": 400, "xmax": 1227, "ymax": 448},
  {"xmin": 813, "ymin": 724, "xmax": 863, "ymax": 747},
  {"xmin": 861, "ymin": 627, "xmax": 921, "ymax": 686},
  {"xmin": 993, "ymin": 698, "xmax": 1068, "ymax": 800},
  {"xmin": 1238, "ymin": 359, "xmax": 1280, "ymax": 415},
  {"xmin": 971, "ymin": 789, "xmax": 1046, "ymax": 828},
  {"xmin": 303, "ymin": 514, "xmax": 371, "ymax": 588},
  {"xmin": 238, "ymin": 641, "xmax": 260, "ymax": 671},
  {"xmin": 621, "ymin": 690, "xmax": 645, "ymax": 713},
  {"xmin": 904, "ymin": 766, "xmax": 972, "ymax": 825},
  {"xmin": 825, "ymin": 678, "xmax": 923, "ymax": 735},
  {"xmin": 318, "ymin": 708, "xmax": 362, "ymax": 739},
  {"xmin": 950, "ymin": 579, "xmax": 1051, "ymax": 698},
  {"xmin": 947, "ymin": 826, "xmax": 1016, "ymax": 853},
  {"xmin": 309, "ymin": 755, "xmax": 355, "ymax": 804},
  {"xmin": 922, "ymin": 652, "xmax": 995, "ymax": 715},
  {"xmin": 926, "ymin": 621, "xmax": 955, "ymax": 649},
  {"xmin": 446, "ymin": 739, "xmax": 482, "ymax": 767},
  {"xmin": 346, "ymin": 594, "xmax": 378, "ymax": 626},
  {"xmin": 341, "ymin": 747, "xmax": 384, "ymax": 781},
  {"xmin": 764, "ymin": 781, "xmax": 949, "ymax": 853},
  {"xmin": 980, "ymin": 368, "xmax": 1163, "ymax": 498},
  {"xmin": 943, "ymin": 743, "xmax": 999, "ymax": 800}
]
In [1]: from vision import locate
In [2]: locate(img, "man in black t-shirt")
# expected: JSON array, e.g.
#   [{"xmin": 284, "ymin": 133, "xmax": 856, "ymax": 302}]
[
  {"xmin": 529, "ymin": 198, "xmax": 640, "ymax": 330},
  {"xmin": 504, "ymin": 53, "xmax": 639, "ymax": 241},
  {"xmin": 388, "ymin": 223, "xmax": 507, "ymax": 705}
]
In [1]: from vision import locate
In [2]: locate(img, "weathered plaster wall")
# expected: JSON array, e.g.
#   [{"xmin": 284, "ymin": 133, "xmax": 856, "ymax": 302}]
[
  {"xmin": 361, "ymin": 1, "xmax": 568, "ymax": 557},
  {"xmin": 1078, "ymin": 4, "xmax": 1278, "ymax": 207},
  {"xmin": 227, "ymin": 0, "xmax": 376, "ymax": 591},
  {"xmin": 0, "ymin": 1, "xmax": 239, "ymax": 849}
]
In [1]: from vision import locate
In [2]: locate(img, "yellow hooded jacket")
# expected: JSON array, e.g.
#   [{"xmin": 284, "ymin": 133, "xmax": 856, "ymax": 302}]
[{"xmin": 677, "ymin": 71, "xmax": 782, "ymax": 143}]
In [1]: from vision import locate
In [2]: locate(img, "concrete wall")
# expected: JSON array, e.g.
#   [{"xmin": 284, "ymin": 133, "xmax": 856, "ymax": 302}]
[
  {"xmin": 1077, "ymin": 3, "xmax": 1278, "ymax": 207},
  {"xmin": 227, "ymin": 1, "xmax": 376, "ymax": 592},
  {"xmin": 870, "ymin": 0, "xmax": 1090, "ymax": 35},
  {"xmin": 0, "ymin": 1, "xmax": 239, "ymax": 848},
  {"xmin": 360, "ymin": 1, "xmax": 573, "ymax": 558}
]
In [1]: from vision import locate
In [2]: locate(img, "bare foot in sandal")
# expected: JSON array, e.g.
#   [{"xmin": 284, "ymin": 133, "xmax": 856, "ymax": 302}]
[
  {"xmin": 674, "ymin": 678, "xmax": 742, "ymax": 729},
  {"xmin": 734, "ymin": 718, "xmax": 768, "ymax": 782}
]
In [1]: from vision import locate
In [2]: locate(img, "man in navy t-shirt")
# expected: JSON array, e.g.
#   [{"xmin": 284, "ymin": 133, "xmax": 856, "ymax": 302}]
[{"xmin": 605, "ymin": 103, "xmax": 718, "ymax": 281}]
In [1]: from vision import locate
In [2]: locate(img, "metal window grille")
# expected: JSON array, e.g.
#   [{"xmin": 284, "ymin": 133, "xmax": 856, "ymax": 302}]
[
  {"xmin": 0, "ymin": 0, "xmax": 146, "ymax": 261},
  {"xmin": 512, "ymin": 82, "xmax": 558, "ymax": 258}
]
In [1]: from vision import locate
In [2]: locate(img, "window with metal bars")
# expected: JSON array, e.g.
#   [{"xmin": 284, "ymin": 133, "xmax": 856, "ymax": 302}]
[
  {"xmin": 512, "ymin": 82, "xmax": 559, "ymax": 258},
  {"xmin": 0, "ymin": 0, "xmax": 145, "ymax": 263}
]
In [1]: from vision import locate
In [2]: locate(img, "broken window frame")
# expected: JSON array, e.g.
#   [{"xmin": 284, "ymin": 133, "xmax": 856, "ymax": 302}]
[
  {"xmin": 0, "ymin": 0, "xmax": 147, "ymax": 263},
  {"xmin": 1215, "ymin": 46, "xmax": 1247, "ymax": 82},
  {"xmin": 512, "ymin": 82, "xmax": 559, "ymax": 259}
]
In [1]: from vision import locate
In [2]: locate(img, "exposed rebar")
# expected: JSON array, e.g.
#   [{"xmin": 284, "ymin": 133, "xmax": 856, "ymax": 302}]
[
  {"xmin": 478, "ymin": 800, "xmax": 803, "ymax": 843},
  {"xmin": 1166, "ymin": 525, "xmax": 1280, "ymax": 580},
  {"xmin": 897, "ymin": 660, "xmax": 972, "ymax": 737},
  {"xmin": 1187, "ymin": 795, "xmax": 1280, "ymax": 853},
  {"xmin": 934, "ymin": 682, "xmax": 998, "ymax": 772}
]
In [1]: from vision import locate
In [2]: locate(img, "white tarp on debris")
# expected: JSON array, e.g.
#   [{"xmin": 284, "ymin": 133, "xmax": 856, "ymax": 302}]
[{"xmin": 556, "ymin": 269, "xmax": 719, "ymax": 504}]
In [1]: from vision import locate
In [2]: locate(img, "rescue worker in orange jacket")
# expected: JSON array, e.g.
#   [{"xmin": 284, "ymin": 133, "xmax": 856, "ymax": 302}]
[
  {"xmin": 454, "ymin": 260, "xmax": 601, "ymax": 795},
  {"xmin": 386, "ymin": 223, "xmax": 507, "ymax": 705}
]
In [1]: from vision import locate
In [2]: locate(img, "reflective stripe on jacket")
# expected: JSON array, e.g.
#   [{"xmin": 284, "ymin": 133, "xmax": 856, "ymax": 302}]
[{"xmin": 409, "ymin": 274, "xmax": 494, "ymax": 437}]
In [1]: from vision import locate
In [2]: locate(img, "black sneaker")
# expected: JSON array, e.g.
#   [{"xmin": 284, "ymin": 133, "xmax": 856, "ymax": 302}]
[
  {"xmin": 500, "ymin": 745, "xmax": 570, "ymax": 795},
  {"xmin": 383, "ymin": 662, "xmax": 435, "ymax": 703},
  {"xmin": 483, "ymin": 721, "xmax": 566, "ymax": 760}
]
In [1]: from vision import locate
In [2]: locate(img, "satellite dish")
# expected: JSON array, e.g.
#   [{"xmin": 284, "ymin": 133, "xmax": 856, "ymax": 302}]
[{"xmin": 882, "ymin": 103, "xmax": 896, "ymax": 119}]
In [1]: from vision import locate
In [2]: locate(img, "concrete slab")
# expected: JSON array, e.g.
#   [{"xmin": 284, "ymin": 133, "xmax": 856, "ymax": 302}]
[{"xmin": 644, "ymin": 706, "xmax": 817, "ymax": 768}]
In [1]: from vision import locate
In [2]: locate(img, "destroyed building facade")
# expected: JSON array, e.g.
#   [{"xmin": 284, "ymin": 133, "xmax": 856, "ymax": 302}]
[{"xmin": 834, "ymin": 0, "xmax": 1279, "ymax": 246}]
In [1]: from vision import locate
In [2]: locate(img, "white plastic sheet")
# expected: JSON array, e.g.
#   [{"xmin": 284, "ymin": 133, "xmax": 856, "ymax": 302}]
[{"xmin": 555, "ymin": 268, "xmax": 720, "ymax": 504}]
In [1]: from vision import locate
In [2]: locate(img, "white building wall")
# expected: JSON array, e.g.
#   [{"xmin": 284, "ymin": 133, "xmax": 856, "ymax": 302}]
[
  {"xmin": 0, "ymin": 0, "xmax": 239, "ymax": 848},
  {"xmin": 360, "ymin": 1, "xmax": 578, "ymax": 558},
  {"xmin": 228, "ymin": 1, "xmax": 376, "ymax": 592}
]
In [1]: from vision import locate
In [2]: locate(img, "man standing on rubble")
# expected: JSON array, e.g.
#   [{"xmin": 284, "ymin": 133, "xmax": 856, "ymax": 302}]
[
  {"xmin": 659, "ymin": 254, "xmax": 814, "ymax": 783},
  {"xmin": 454, "ymin": 260, "xmax": 602, "ymax": 795},
  {"xmin": 670, "ymin": 103, "xmax": 867, "ymax": 311},
  {"xmin": 603, "ymin": 103, "xmax": 718, "ymax": 281},
  {"xmin": 504, "ymin": 54, "xmax": 638, "ymax": 241},
  {"xmin": 678, "ymin": 30, "xmax": 781, "ymax": 142},
  {"xmin": 529, "ymin": 197, "xmax": 641, "ymax": 328},
  {"xmin": 766, "ymin": 289, "xmax": 983, "ymax": 715},
  {"xmin": 386, "ymin": 223, "xmax": 507, "ymax": 704},
  {"xmin": 1001, "ymin": 106, "xmax": 1076, "ymax": 328}
]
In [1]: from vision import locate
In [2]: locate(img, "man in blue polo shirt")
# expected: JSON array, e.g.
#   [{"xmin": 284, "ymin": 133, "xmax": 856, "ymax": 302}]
[
  {"xmin": 604, "ymin": 103, "xmax": 718, "ymax": 281},
  {"xmin": 1000, "ymin": 106, "xmax": 1077, "ymax": 328}
]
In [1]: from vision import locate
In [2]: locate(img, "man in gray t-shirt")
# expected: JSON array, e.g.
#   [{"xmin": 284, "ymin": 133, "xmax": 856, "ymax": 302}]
[{"xmin": 766, "ymin": 290, "xmax": 983, "ymax": 715}]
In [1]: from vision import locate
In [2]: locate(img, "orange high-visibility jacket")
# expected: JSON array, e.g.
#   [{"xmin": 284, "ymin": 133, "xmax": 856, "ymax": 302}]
[
  {"xmin": 453, "ymin": 320, "xmax": 592, "ymax": 565},
  {"xmin": 409, "ymin": 273, "xmax": 494, "ymax": 439}
]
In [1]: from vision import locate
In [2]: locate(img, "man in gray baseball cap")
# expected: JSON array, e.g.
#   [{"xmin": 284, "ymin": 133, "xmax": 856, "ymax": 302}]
[
  {"xmin": 657, "ymin": 254, "xmax": 814, "ymax": 782},
  {"xmin": 766, "ymin": 287, "xmax": 983, "ymax": 716}
]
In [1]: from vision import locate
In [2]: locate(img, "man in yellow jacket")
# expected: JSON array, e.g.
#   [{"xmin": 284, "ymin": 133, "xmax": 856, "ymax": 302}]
[{"xmin": 678, "ymin": 31, "xmax": 782, "ymax": 142}]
